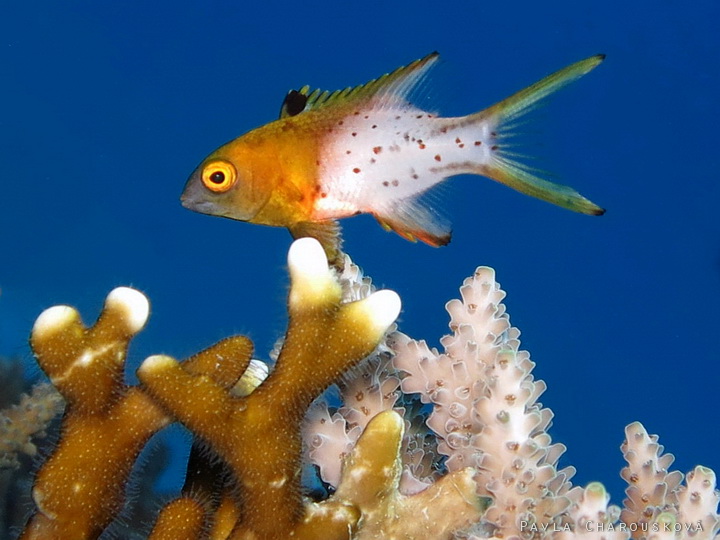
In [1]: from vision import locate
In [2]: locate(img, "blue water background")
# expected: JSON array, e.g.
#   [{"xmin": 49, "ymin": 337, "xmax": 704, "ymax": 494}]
[{"xmin": 2, "ymin": 1, "xmax": 718, "ymax": 503}]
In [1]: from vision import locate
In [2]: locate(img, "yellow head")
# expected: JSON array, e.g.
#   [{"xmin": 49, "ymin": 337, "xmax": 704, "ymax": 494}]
[{"xmin": 181, "ymin": 139, "xmax": 273, "ymax": 222}]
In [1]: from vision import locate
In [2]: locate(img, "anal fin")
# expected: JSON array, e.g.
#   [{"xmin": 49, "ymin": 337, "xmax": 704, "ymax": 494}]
[{"xmin": 372, "ymin": 199, "xmax": 451, "ymax": 247}]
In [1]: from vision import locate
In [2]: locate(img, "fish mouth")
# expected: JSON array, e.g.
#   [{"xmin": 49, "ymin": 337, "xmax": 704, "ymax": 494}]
[
  {"xmin": 180, "ymin": 189, "xmax": 247, "ymax": 221},
  {"xmin": 180, "ymin": 194, "xmax": 217, "ymax": 216},
  {"xmin": 179, "ymin": 191, "xmax": 195, "ymax": 210},
  {"xmin": 180, "ymin": 169, "xmax": 218, "ymax": 215}
]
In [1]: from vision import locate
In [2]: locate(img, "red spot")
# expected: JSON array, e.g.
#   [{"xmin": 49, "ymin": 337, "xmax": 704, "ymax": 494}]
[
  {"xmin": 320, "ymin": 192, "xmax": 328, "ymax": 198},
  {"xmin": 395, "ymin": 115, "xmax": 401, "ymax": 120},
  {"xmin": 434, "ymin": 154, "xmax": 442, "ymax": 162},
  {"xmin": 373, "ymin": 146, "xmax": 382, "ymax": 154},
  {"xmin": 416, "ymin": 114, "xmax": 423, "ymax": 119},
  {"xmin": 491, "ymin": 145, "xmax": 498, "ymax": 151},
  {"xmin": 364, "ymin": 115, "xmax": 369, "ymax": 119},
  {"xmin": 338, "ymin": 120, "xmax": 344, "ymax": 126},
  {"xmin": 412, "ymin": 173, "xmax": 419, "ymax": 179},
  {"xmin": 474, "ymin": 141, "xmax": 482, "ymax": 146},
  {"xmin": 382, "ymin": 181, "xmax": 389, "ymax": 187},
  {"xmin": 370, "ymin": 158, "xmax": 376, "ymax": 163},
  {"xmin": 419, "ymin": 143, "xmax": 426, "ymax": 149},
  {"xmin": 371, "ymin": 124, "xmax": 377, "ymax": 129},
  {"xmin": 346, "ymin": 150, "xmax": 351, "ymax": 154},
  {"xmin": 459, "ymin": 143, "xmax": 465, "ymax": 148},
  {"xmin": 315, "ymin": 160, "xmax": 321, "ymax": 165},
  {"xmin": 455, "ymin": 137, "xmax": 462, "ymax": 144},
  {"xmin": 354, "ymin": 111, "xmax": 360, "ymax": 115},
  {"xmin": 439, "ymin": 127, "xmax": 448, "ymax": 134},
  {"xmin": 352, "ymin": 132, "xmax": 357, "ymax": 137},
  {"xmin": 391, "ymin": 180, "xmax": 399, "ymax": 186},
  {"xmin": 353, "ymin": 167, "xmax": 361, "ymax": 173}
]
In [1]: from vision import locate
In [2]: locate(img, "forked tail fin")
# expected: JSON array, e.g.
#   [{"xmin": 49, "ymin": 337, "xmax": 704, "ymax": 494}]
[{"xmin": 471, "ymin": 54, "xmax": 606, "ymax": 216}]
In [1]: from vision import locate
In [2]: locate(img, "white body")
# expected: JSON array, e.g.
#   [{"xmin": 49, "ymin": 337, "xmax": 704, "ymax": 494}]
[{"xmin": 315, "ymin": 106, "xmax": 497, "ymax": 218}]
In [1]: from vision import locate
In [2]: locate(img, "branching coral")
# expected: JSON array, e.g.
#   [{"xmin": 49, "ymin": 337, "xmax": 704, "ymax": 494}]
[
  {"xmin": 6, "ymin": 240, "xmax": 719, "ymax": 539},
  {"xmin": 138, "ymin": 238, "xmax": 408, "ymax": 538},
  {"xmin": 304, "ymin": 264, "xmax": 720, "ymax": 539},
  {"xmin": 391, "ymin": 267, "xmax": 576, "ymax": 537},
  {"xmin": 619, "ymin": 422, "xmax": 719, "ymax": 539},
  {"xmin": 0, "ymin": 383, "xmax": 63, "ymax": 469},
  {"xmin": 14, "ymin": 238, "xmax": 482, "ymax": 539},
  {"xmin": 20, "ymin": 287, "xmax": 254, "ymax": 539}
]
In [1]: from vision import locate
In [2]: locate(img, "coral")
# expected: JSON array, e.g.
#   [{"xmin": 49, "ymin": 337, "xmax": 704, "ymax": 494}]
[
  {"xmin": 20, "ymin": 287, "xmax": 254, "ymax": 539},
  {"xmin": 555, "ymin": 482, "xmax": 628, "ymax": 539},
  {"xmin": 620, "ymin": 422, "xmax": 719, "ymax": 539},
  {"xmin": 0, "ymin": 383, "xmax": 63, "ymax": 469},
  {"xmin": 138, "ymin": 238, "xmax": 407, "ymax": 538},
  {"xmin": 391, "ymin": 267, "xmax": 575, "ymax": 537},
  {"xmin": 5, "ymin": 239, "xmax": 719, "ymax": 539},
  {"xmin": 305, "ymin": 264, "xmax": 720, "ymax": 539},
  {"xmin": 0, "ymin": 359, "xmax": 64, "ymax": 539},
  {"xmin": 138, "ymin": 238, "xmax": 481, "ymax": 538}
]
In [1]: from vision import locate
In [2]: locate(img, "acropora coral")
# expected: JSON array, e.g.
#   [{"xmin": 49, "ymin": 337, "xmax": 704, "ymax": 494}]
[{"xmin": 1, "ymin": 238, "xmax": 718, "ymax": 539}]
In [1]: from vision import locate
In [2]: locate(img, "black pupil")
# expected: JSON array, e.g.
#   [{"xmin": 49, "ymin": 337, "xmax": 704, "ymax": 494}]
[{"xmin": 209, "ymin": 171, "xmax": 225, "ymax": 184}]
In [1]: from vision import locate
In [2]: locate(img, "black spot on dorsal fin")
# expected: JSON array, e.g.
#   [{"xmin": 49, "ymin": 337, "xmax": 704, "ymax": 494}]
[
  {"xmin": 277, "ymin": 53, "xmax": 440, "ymax": 119},
  {"xmin": 279, "ymin": 89, "xmax": 309, "ymax": 118}
]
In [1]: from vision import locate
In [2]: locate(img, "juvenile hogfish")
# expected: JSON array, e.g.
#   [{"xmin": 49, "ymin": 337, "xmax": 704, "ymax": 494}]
[{"xmin": 181, "ymin": 52, "xmax": 605, "ymax": 259}]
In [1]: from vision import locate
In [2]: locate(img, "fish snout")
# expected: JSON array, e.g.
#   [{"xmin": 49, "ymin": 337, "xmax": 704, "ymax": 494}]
[{"xmin": 180, "ymin": 168, "xmax": 218, "ymax": 214}]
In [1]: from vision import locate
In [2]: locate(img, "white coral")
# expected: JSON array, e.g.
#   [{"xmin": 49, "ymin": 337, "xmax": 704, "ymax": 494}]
[
  {"xmin": 302, "ymin": 261, "xmax": 720, "ymax": 539},
  {"xmin": 393, "ymin": 266, "xmax": 575, "ymax": 537}
]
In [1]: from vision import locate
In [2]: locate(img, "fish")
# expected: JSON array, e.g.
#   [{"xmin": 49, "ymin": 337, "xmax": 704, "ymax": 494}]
[{"xmin": 181, "ymin": 52, "xmax": 605, "ymax": 261}]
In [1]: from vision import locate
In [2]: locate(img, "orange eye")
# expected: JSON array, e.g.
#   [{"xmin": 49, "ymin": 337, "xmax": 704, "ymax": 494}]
[{"xmin": 201, "ymin": 160, "xmax": 237, "ymax": 192}]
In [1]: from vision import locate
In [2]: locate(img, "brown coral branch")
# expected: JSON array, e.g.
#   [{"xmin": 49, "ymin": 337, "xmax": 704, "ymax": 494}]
[
  {"xmin": 138, "ymin": 238, "xmax": 401, "ymax": 539},
  {"xmin": 20, "ymin": 288, "xmax": 254, "ymax": 539},
  {"xmin": 333, "ymin": 409, "xmax": 483, "ymax": 539}
]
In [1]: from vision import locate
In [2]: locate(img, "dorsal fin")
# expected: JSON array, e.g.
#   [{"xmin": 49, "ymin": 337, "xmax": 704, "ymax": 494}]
[
  {"xmin": 279, "ymin": 89, "xmax": 309, "ymax": 118},
  {"xmin": 278, "ymin": 52, "xmax": 439, "ymax": 119}
]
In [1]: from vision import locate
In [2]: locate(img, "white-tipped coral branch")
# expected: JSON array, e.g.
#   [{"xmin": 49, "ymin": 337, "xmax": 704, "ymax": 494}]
[
  {"xmin": 556, "ymin": 482, "xmax": 629, "ymax": 539},
  {"xmin": 620, "ymin": 422, "xmax": 720, "ymax": 539}
]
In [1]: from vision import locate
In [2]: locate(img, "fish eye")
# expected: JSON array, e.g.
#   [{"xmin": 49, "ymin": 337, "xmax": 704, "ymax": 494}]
[{"xmin": 201, "ymin": 160, "xmax": 237, "ymax": 192}]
